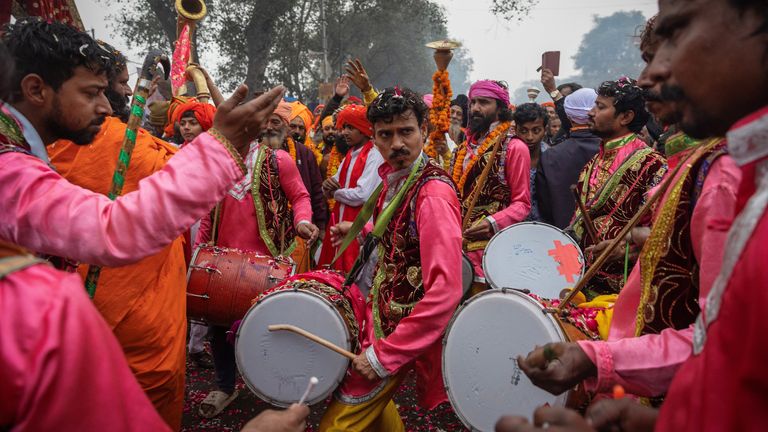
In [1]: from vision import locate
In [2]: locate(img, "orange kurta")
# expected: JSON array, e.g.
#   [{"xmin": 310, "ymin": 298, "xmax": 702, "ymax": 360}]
[{"xmin": 47, "ymin": 116, "xmax": 187, "ymax": 430}]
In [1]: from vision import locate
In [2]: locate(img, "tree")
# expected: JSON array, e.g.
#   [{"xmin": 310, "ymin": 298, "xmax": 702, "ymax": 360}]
[
  {"xmin": 572, "ymin": 11, "xmax": 647, "ymax": 87},
  {"xmin": 489, "ymin": 0, "xmax": 540, "ymax": 21},
  {"xmin": 100, "ymin": 0, "xmax": 472, "ymax": 103}
]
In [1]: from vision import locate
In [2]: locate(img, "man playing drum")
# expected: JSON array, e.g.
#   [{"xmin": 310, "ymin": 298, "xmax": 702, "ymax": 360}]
[
  {"xmin": 195, "ymin": 101, "xmax": 319, "ymax": 418},
  {"xmin": 320, "ymin": 87, "xmax": 463, "ymax": 431},
  {"xmin": 449, "ymin": 80, "xmax": 531, "ymax": 295},
  {"xmin": 515, "ymin": 14, "xmax": 741, "ymax": 401}
]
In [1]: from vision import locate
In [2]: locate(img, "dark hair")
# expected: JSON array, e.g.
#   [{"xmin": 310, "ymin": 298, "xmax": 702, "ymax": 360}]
[
  {"xmin": 451, "ymin": 94, "xmax": 469, "ymax": 127},
  {"xmin": 497, "ymin": 102, "xmax": 514, "ymax": 122},
  {"xmin": 513, "ymin": 103, "xmax": 549, "ymax": 128},
  {"xmin": 2, "ymin": 18, "xmax": 109, "ymax": 102},
  {"xmin": 180, "ymin": 110, "xmax": 196, "ymax": 120},
  {"xmin": 557, "ymin": 82, "xmax": 583, "ymax": 93},
  {"xmin": 0, "ymin": 42, "xmax": 14, "ymax": 100},
  {"xmin": 597, "ymin": 77, "xmax": 650, "ymax": 133},
  {"xmin": 367, "ymin": 87, "xmax": 429, "ymax": 127},
  {"xmin": 96, "ymin": 40, "xmax": 127, "ymax": 83},
  {"xmin": 639, "ymin": 15, "xmax": 660, "ymax": 55}
]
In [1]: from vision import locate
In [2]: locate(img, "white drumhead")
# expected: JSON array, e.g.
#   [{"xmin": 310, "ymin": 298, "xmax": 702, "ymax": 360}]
[
  {"xmin": 443, "ymin": 289, "xmax": 568, "ymax": 431},
  {"xmin": 236, "ymin": 290, "xmax": 351, "ymax": 407},
  {"xmin": 483, "ymin": 222, "xmax": 585, "ymax": 298}
]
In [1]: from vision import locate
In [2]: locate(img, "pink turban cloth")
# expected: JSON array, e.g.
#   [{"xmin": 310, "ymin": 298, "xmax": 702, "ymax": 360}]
[
  {"xmin": 423, "ymin": 94, "xmax": 434, "ymax": 109},
  {"xmin": 468, "ymin": 80, "xmax": 510, "ymax": 107}
]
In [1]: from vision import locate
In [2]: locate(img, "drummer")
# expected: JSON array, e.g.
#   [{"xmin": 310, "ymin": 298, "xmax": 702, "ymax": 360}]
[
  {"xmin": 515, "ymin": 14, "xmax": 741, "ymax": 401},
  {"xmin": 320, "ymin": 88, "xmax": 463, "ymax": 431},
  {"xmin": 195, "ymin": 101, "xmax": 319, "ymax": 418},
  {"xmin": 449, "ymin": 80, "xmax": 531, "ymax": 296}
]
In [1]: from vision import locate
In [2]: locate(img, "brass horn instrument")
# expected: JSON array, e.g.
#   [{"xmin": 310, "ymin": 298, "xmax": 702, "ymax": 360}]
[{"xmin": 174, "ymin": 0, "xmax": 210, "ymax": 100}]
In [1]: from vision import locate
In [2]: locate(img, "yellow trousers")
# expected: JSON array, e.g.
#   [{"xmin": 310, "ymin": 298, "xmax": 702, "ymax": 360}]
[{"xmin": 319, "ymin": 374, "xmax": 406, "ymax": 432}]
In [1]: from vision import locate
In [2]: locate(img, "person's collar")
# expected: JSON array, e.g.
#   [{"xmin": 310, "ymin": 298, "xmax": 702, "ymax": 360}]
[
  {"xmin": 602, "ymin": 132, "xmax": 636, "ymax": 152},
  {"xmin": 726, "ymin": 105, "xmax": 768, "ymax": 166},
  {"xmin": 3, "ymin": 102, "xmax": 48, "ymax": 163},
  {"xmin": 664, "ymin": 129, "xmax": 700, "ymax": 157}
]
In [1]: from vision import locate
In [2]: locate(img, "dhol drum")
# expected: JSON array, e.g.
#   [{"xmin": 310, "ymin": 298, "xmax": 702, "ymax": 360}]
[
  {"xmin": 462, "ymin": 253, "xmax": 474, "ymax": 298},
  {"xmin": 483, "ymin": 221, "xmax": 585, "ymax": 299},
  {"xmin": 187, "ymin": 245, "xmax": 295, "ymax": 326},
  {"xmin": 443, "ymin": 288, "xmax": 588, "ymax": 432},
  {"xmin": 235, "ymin": 271, "xmax": 362, "ymax": 407}
]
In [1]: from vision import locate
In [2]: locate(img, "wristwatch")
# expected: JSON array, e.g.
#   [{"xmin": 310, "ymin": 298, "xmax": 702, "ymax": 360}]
[{"xmin": 549, "ymin": 90, "xmax": 561, "ymax": 100}]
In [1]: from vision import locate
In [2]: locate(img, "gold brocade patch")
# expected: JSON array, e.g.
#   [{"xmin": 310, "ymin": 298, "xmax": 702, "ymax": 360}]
[{"xmin": 406, "ymin": 266, "xmax": 423, "ymax": 289}]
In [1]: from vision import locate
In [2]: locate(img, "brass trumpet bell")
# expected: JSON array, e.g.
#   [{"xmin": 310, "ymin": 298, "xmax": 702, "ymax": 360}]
[{"xmin": 176, "ymin": 0, "xmax": 207, "ymax": 22}]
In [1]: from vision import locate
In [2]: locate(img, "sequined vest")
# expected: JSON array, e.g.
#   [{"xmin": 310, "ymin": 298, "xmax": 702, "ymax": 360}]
[
  {"xmin": 251, "ymin": 146, "xmax": 297, "ymax": 257},
  {"xmin": 456, "ymin": 132, "xmax": 513, "ymax": 252},
  {"xmin": 371, "ymin": 160, "xmax": 456, "ymax": 338},
  {"xmin": 636, "ymin": 139, "xmax": 728, "ymax": 336}
]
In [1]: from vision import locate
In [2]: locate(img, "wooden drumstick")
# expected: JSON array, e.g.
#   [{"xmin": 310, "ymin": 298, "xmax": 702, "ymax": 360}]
[
  {"xmin": 268, "ymin": 324, "xmax": 356, "ymax": 360},
  {"xmin": 552, "ymin": 159, "xmax": 688, "ymax": 314},
  {"xmin": 571, "ymin": 184, "xmax": 599, "ymax": 244}
]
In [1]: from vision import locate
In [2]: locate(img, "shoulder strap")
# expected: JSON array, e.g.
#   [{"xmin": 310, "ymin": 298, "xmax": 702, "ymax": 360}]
[{"xmin": 0, "ymin": 241, "xmax": 46, "ymax": 279}]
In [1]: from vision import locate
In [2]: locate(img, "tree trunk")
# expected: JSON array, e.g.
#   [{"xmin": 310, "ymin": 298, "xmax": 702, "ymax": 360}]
[{"xmin": 244, "ymin": 0, "xmax": 293, "ymax": 91}]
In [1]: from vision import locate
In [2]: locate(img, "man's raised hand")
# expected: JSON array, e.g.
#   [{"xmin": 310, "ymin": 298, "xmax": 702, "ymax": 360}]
[{"xmin": 213, "ymin": 84, "xmax": 285, "ymax": 155}]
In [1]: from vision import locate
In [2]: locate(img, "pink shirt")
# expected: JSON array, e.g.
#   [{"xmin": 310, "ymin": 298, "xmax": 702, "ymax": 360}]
[
  {"xmin": 577, "ymin": 145, "xmax": 740, "ymax": 396},
  {"xmin": 468, "ymin": 136, "xmax": 532, "ymax": 280},
  {"xmin": 341, "ymin": 159, "xmax": 464, "ymax": 409},
  {"xmin": 195, "ymin": 145, "xmax": 312, "ymax": 253},
  {"xmin": 0, "ymin": 263, "xmax": 169, "ymax": 431},
  {"xmin": 0, "ymin": 132, "xmax": 244, "ymax": 266},
  {"xmin": 657, "ymin": 106, "xmax": 768, "ymax": 431}
]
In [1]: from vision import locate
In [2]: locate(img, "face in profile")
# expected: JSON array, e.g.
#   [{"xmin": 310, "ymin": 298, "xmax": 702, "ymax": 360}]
[{"xmin": 47, "ymin": 66, "xmax": 111, "ymax": 144}]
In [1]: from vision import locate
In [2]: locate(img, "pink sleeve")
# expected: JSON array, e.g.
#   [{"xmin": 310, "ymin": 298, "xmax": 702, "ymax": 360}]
[
  {"xmin": 0, "ymin": 132, "xmax": 243, "ymax": 267},
  {"xmin": 1, "ymin": 265, "xmax": 170, "ymax": 431},
  {"xmin": 488, "ymin": 138, "xmax": 531, "ymax": 231},
  {"xmin": 690, "ymin": 155, "xmax": 741, "ymax": 303},
  {"xmin": 276, "ymin": 150, "xmax": 313, "ymax": 227},
  {"xmin": 577, "ymin": 327, "xmax": 693, "ymax": 397},
  {"xmin": 370, "ymin": 180, "xmax": 463, "ymax": 374},
  {"xmin": 195, "ymin": 211, "xmax": 212, "ymax": 248}
]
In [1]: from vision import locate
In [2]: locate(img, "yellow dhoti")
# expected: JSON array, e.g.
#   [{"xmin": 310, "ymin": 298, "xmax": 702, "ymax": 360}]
[{"xmin": 319, "ymin": 374, "xmax": 406, "ymax": 432}]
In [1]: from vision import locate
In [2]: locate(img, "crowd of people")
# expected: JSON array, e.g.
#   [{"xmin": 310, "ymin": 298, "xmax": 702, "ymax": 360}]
[{"xmin": 1, "ymin": 0, "xmax": 767, "ymax": 430}]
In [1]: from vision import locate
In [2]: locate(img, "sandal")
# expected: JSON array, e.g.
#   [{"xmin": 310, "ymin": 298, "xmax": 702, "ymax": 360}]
[{"xmin": 198, "ymin": 390, "xmax": 239, "ymax": 418}]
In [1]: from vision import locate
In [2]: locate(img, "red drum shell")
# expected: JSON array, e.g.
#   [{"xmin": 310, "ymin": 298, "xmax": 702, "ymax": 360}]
[{"xmin": 186, "ymin": 245, "xmax": 295, "ymax": 326}]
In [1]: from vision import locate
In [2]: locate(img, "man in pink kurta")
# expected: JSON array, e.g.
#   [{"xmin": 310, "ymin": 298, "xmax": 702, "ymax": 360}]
[
  {"xmin": 195, "ymin": 105, "xmax": 316, "ymax": 418},
  {"xmin": 452, "ymin": 80, "xmax": 530, "ymax": 287},
  {"xmin": 320, "ymin": 88, "xmax": 462, "ymax": 431},
  {"xmin": 0, "ymin": 244, "xmax": 170, "ymax": 431}
]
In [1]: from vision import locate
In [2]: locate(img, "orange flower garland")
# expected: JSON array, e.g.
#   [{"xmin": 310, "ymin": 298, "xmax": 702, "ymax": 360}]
[
  {"xmin": 425, "ymin": 69, "xmax": 452, "ymax": 165},
  {"xmin": 327, "ymin": 147, "xmax": 342, "ymax": 178},
  {"xmin": 285, "ymin": 136, "xmax": 298, "ymax": 162},
  {"xmin": 452, "ymin": 121, "xmax": 513, "ymax": 192}
]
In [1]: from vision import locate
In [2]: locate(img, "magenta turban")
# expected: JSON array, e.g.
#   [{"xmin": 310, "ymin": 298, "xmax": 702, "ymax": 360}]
[{"xmin": 468, "ymin": 80, "xmax": 510, "ymax": 107}]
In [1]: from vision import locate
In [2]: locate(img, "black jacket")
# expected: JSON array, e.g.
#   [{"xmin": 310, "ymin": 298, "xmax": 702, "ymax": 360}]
[{"xmin": 535, "ymin": 129, "xmax": 601, "ymax": 229}]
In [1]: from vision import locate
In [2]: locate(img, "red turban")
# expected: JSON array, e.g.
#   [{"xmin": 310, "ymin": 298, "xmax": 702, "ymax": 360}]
[
  {"xmin": 336, "ymin": 104, "xmax": 372, "ymax": 137},
  {"xmin": 174, "ymin": 101, "xmax": 217, "ymax": 132},
  {"xmin": 541, "ymin": 101, "xmax": 556, "ymax": 108},
  {"xmin": 164, "ymin": 95, "xmax": 196, "ymax": 137}
]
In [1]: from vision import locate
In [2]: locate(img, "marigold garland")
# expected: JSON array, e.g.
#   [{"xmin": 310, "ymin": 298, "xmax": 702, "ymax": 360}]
[
  {"xmin": 327, "ymin": 146, "xmax": 342, "ymax": 178},
  {"xmin": 285, "ymin": 136, "xmax": 297, "ymax": 162},
  {"xmin": 425, "ymin": 69, "xmax": 452, "ymax": 166},
  {"xmin": 452, "ymin": 121, "xmax": 513, "ymax": 192}
]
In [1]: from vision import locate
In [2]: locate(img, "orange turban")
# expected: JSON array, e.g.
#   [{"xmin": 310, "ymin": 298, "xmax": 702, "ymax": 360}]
[
  {"xmin": 541, "ymin": 101, "xmax": 556, "ymax": 108},
  {"xmin": 273, "ymin": 101, "xmax": 293, "ymax": 125},
  {"xmin": 321, "ymin": 116, "xmax": 335, "ymax": 128},
  {"xmin": 173, "ymin": 100, "xmax": 217, "ymax": 132},
  {"xmin": 289, "ymin": 101, "xmax": 314, "ymax": 132},
  {"xmin": 336, "ymin": 104, "xmax": 372, "ymax": 137}
]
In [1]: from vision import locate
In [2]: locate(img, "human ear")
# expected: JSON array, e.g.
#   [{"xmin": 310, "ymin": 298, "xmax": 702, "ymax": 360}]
[{"xmin": 19, "ymin": 74, "xmax": 51, "ymax": 107}]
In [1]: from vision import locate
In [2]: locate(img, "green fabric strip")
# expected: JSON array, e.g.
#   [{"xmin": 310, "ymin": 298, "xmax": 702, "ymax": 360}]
[
  {"xmin": 134, "ymin": 94, "xmax": 146, "ymax": 104},
  {"xmin": 131, "ymin": 104, "xmax": 143, "ymax": 117},
  {"xmin": 251, "ymin": 147, "xmax": 296, "ymax": 257},
  {"xmin": 603, "ymin": 133, "xmax": 636, "ymax": 151},
  {"xmin": 664, "ymin": 132, "xmax": 700, "ymax": 157},
  {"xmin": 333, "ymin": 156, "xmax": 424, "ymax": 263}
]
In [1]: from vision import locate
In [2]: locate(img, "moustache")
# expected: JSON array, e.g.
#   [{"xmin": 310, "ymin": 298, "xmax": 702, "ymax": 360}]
[
  {"xmin": 642, "ymin": 88, "xmax": 662, "ymax": 103},
  {"xmin": 389, "ymin": 149, "xmax": 409, "ymax": 159},
  {"xmin": 660, "ymin": 84, "xmax": 686, "ymax": 102},
  {"xmin": 91, "ymin": 115, "xmax": 106, "ymax": 127}
]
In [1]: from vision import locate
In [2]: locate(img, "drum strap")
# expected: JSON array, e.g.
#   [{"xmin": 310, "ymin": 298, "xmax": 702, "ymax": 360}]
[
  {"xmin": 0, "ymin": 241, "xmax": 47, "ymax": 279},
  {"xmin": 335, "ymin": 156, "xmax": 425, "ymax": 286}
]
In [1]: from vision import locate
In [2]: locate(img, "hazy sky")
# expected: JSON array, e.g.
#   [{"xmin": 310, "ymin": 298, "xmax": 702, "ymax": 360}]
[{"xmin": 76, "ymin": 0, "xmax": 658, "ymax": 90}]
